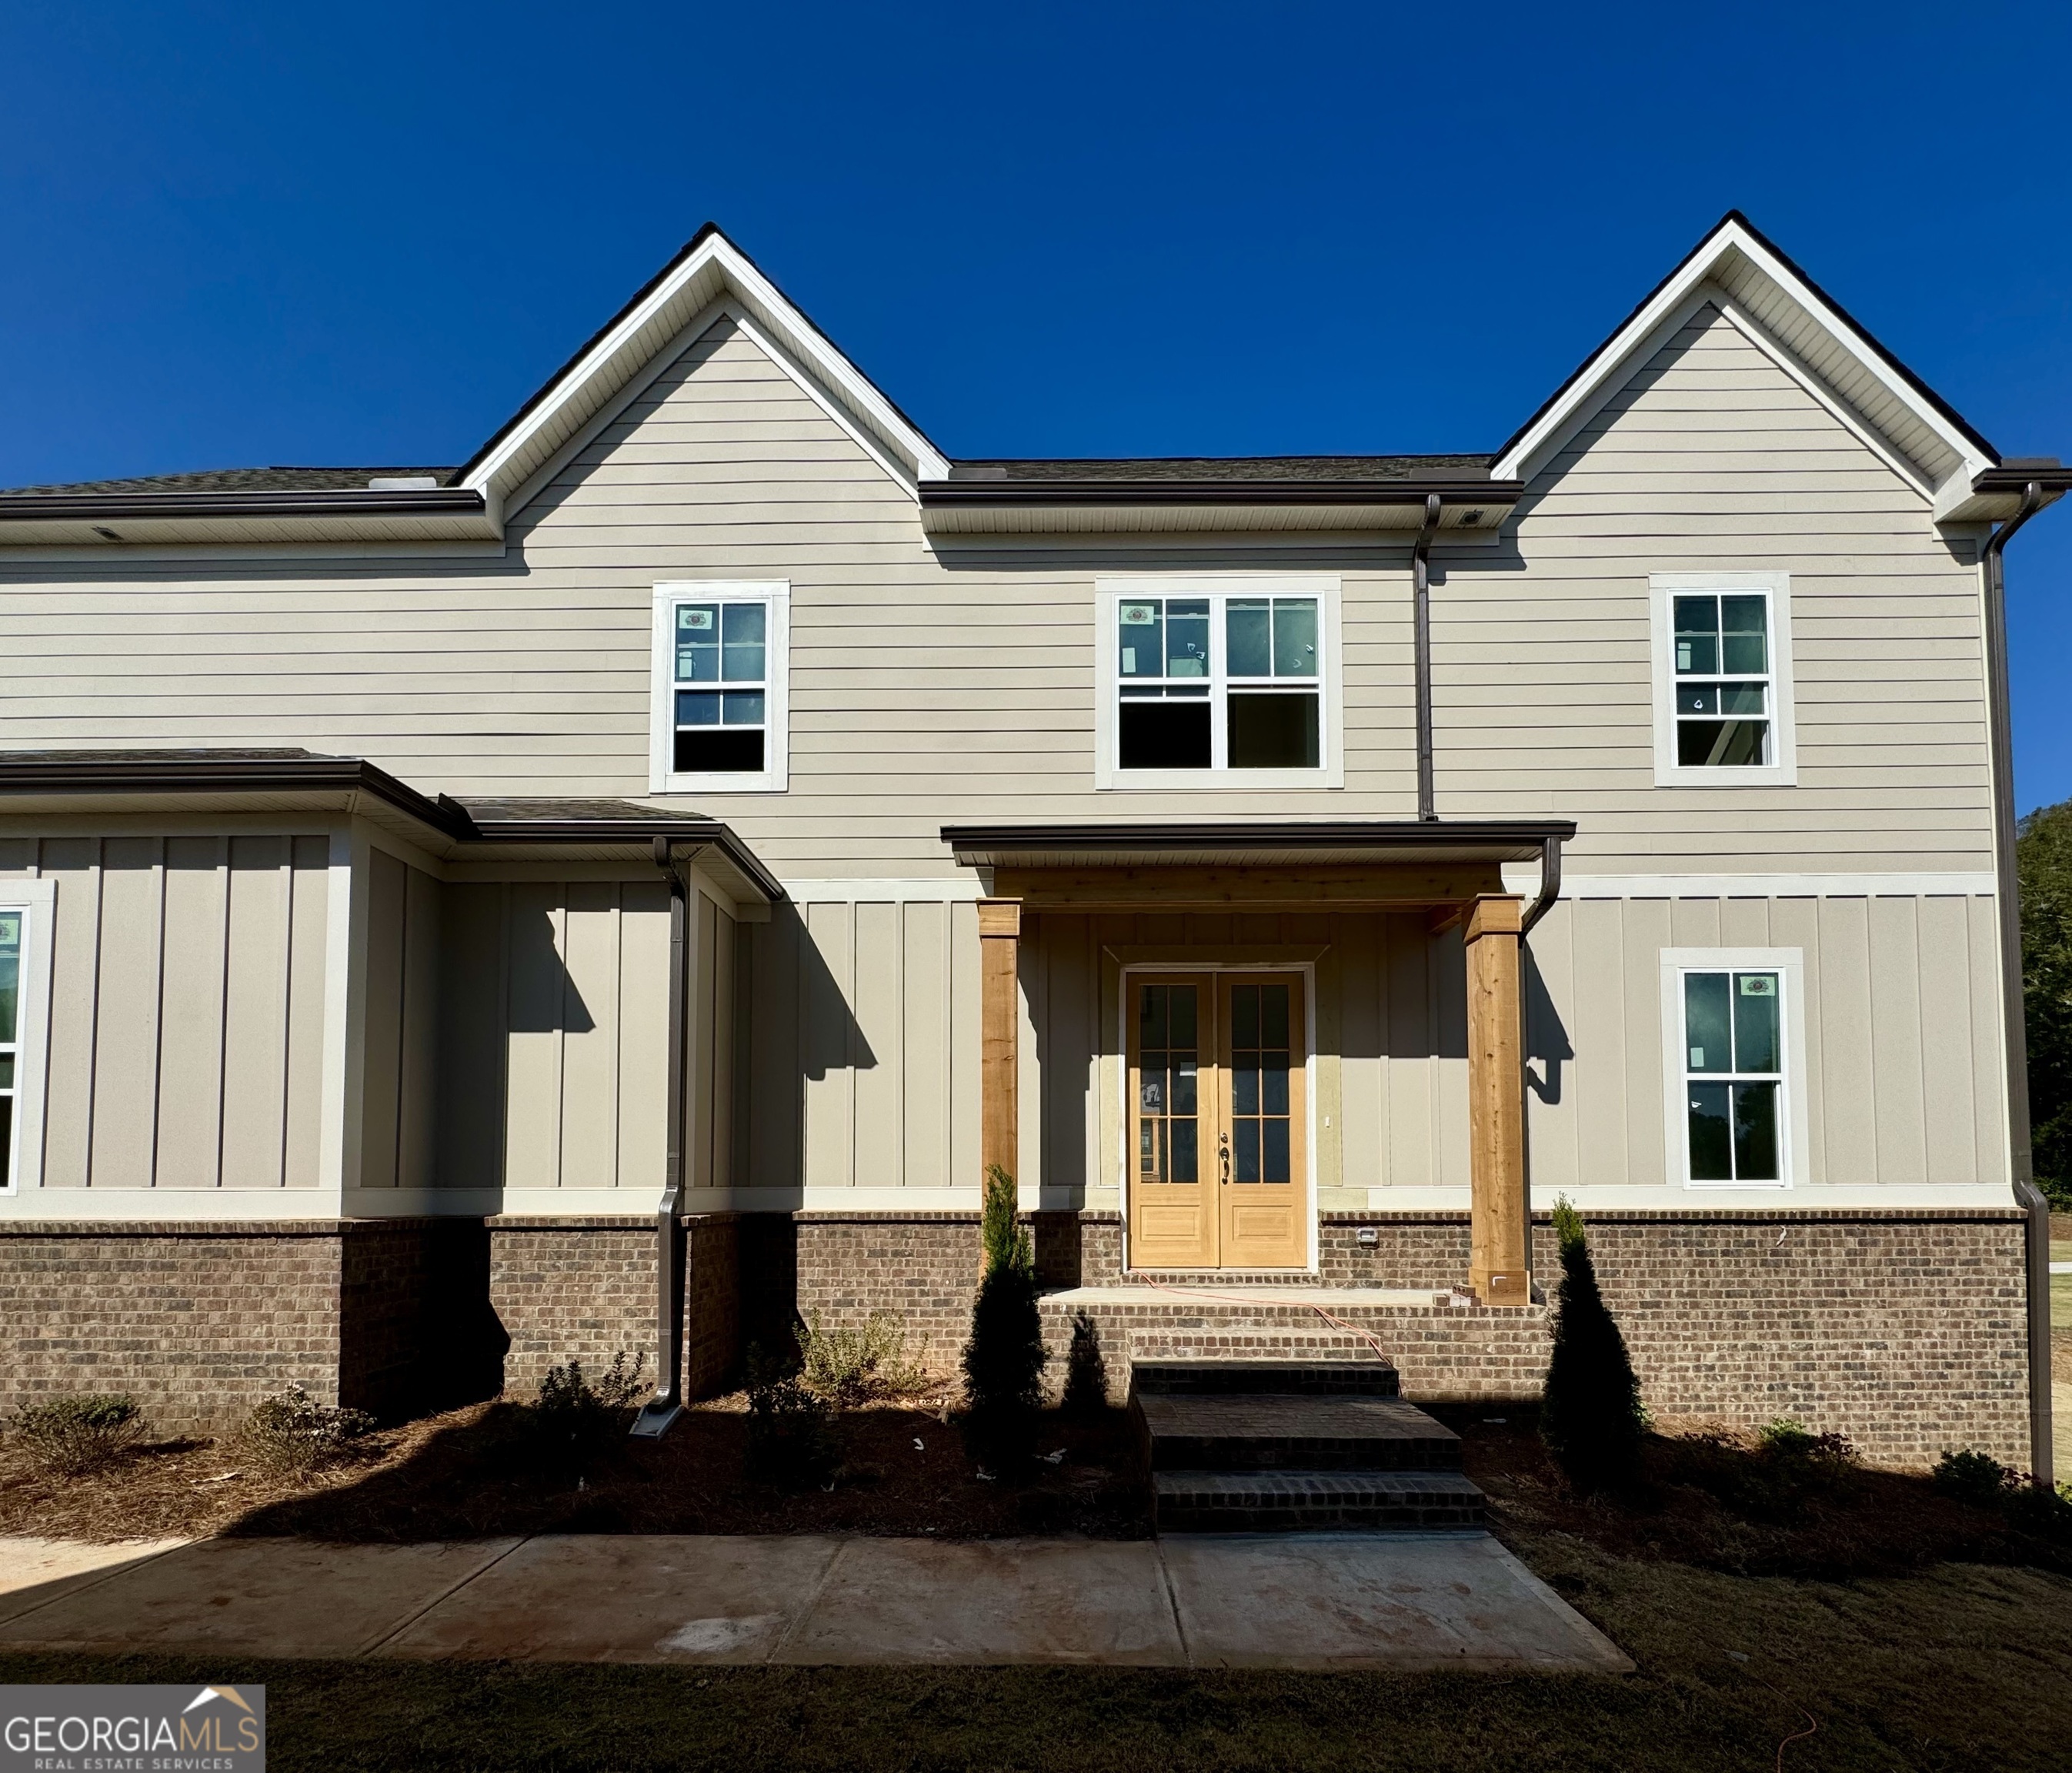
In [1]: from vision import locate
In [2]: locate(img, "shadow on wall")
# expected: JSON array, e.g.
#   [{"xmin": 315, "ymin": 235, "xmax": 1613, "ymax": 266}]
[{"xmin": 1526, "ymin": 947, "xmax": 1575, "ymax": 1107}]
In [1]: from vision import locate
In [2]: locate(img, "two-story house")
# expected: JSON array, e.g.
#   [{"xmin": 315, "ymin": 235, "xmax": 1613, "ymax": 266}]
[{"xmin": 0, "ymin": 213, "xmax": 2062, "ymax": 1474}]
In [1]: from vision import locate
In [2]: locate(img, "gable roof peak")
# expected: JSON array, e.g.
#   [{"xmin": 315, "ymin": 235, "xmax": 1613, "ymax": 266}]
[{"xmin": 1494, "ymin": 211, "xmax": 1999, "ymax": 506}]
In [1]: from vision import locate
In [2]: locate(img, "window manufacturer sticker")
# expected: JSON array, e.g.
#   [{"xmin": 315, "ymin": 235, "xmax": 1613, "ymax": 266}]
[
  {"xmin": 676, "ymin": 608, "xmax": 715, "ymax": 630},
  {"xmin": 1119, "ymin": 604, "xmax": 1157, "ymax": 626},
  {"xmin": 1740, "ymin": 977, "xmax": 1775, "ymax": 996}
]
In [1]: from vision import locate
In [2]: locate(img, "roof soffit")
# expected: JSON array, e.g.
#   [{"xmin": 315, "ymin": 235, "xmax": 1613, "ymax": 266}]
[{"xmin": 1493, "ymin": 216, "xmax": 1998, "ymax": 513}]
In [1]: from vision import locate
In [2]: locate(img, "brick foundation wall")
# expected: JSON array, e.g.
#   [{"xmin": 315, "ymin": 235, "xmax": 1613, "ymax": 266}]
[
  {"xmin": 789, "ymin": 1214, "xmax": 979, "ymax": 1371},
  {"xmin": 485, "ymin": 1214, "xmax": 742, "ymax": 1401}
]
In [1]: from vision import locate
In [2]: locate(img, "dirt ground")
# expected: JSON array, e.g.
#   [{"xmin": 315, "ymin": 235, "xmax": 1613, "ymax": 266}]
[{"xmin": 0, "ymin": 1391, "xmax": 1150, "ymax": 1544}]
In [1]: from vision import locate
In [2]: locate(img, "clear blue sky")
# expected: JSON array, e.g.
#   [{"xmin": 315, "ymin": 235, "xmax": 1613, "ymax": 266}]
[{"xmin": 4, "ymin": 2, "xmax": 2068, "ymax": 810}]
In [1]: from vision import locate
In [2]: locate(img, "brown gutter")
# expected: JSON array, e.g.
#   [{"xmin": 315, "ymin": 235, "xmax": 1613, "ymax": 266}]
[{"xmin": 943, "ymin": 819, "xmax": 1575, "ymax": 858}]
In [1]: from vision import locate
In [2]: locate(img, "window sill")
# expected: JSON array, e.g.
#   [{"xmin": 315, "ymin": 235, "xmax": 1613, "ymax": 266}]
[
  {"xmin": 650, "ymin": 772, "xmax": 788, "ymax": 796},
  {"xmin": 1096, "ymin": 766, "xmax": 1345, "ymax": 792},
  {"xmin": 1652, "ymin": 763, "xmax": 1798, "ymax": 790}
]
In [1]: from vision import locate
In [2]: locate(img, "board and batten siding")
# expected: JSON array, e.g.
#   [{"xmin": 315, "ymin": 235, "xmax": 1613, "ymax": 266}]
[
  {"xmin": 735, "ymin": 890, "xmax": 982, "ymax": 1200},
  {"xmin": 427, "ymin": 876, "xmax": 727, "ymax": 1195},
  {"xmin": 0, "ymin": 833, "xmax": 329, "ymax": 1189}
]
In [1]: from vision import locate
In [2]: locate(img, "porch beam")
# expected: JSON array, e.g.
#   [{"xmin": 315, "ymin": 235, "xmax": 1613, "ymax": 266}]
[
  {"xmin": 1463, "ymin": 893, "xmax": 1530, "ymax": 1305},
  {"xmin": 977, "ymin": 898, "xmax": 1022, "ymax": 1185}
]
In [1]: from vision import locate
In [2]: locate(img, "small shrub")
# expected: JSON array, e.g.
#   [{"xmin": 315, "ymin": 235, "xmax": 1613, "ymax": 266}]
[
  {"xmin": 1934, "ymin": 1447, "xmax": 2017, "ymax": 1508},
  {"xmin": 526, "ymin": 1352, "xmax": 646, "ymax": 1474},
  {"xmin": 963, "ymin": 1166, "xmax": 1047, "ymax": 1469},
  {"xmin": 1758, "ymin": 1417, "xmax": 1855, "ymax": 1464},
  {"xmin": 796, "ymin": 1312, "xmax": 926, "ymax": 1406},
  {"xmin": 1061, "ymin": 1311, "xmax": 1109, "ymax": 1417},
  {"xmin": 2007, "ymin": 1480, "xmax": 2072, "ymax": 1541},
  {"xmin": 237, "ymin": 1384, "xmax": 375, "ymax": 1478},
  {"xmin": 6, "ymin": 1394, "xmax": 147, "ymax": 1476},
  {"xmin": 745, "ymin": 1342, "xmax": 839, "ymax": 1489},
  {"xmin": 1540, "ymin": 1197, "xmax": 1645, "ymax": 1494}
]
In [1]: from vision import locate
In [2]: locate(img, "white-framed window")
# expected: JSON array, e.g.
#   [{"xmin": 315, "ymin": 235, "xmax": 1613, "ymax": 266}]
[
  {"xmin": 0, "ymin": 881, "xmax": 55, "ymax": 1196},
  {"xmin": 1093, "ymin": 576, "xmax": 1343, "ymax": 790},
  {"xmin": 1658, "ymin": 946, "xmax": 1809, "ymax": 1189},
  {"xmin": 649, "ymin": 581, "xmax": 790, "ymax": 793},
  {"xmin": 1649, "ymin": 573, "xmax": 1797, "ymax": 787}
]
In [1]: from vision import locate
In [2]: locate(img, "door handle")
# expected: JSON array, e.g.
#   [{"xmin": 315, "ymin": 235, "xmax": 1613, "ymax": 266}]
[{"xmin": 1218, "ymin": 1130, "xmax": 1230, "ymax": 1184}]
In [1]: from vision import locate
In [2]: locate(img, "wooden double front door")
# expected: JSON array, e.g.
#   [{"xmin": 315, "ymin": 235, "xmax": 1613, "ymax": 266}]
[{"xmin": 1127, "ymin": 972, "xmax": 1308, "ymax": 1270}]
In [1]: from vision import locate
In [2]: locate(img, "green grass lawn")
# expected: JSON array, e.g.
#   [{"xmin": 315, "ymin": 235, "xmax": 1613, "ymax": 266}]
[{"xmin": 5, "ymin": 1547, "xmax": 2069, "ymax": 1772}]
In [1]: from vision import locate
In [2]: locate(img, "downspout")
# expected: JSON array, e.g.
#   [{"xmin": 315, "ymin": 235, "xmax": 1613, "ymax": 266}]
[
  {"xmin": 1519, "ymin": 834, "xmax": 1563, "ymax": 1297},
  {"xmin": 1983, "ymin": 480, "xmax": 2053, "ymax": 1484},
  {"xmin": 631, "ymin": 836, "xmax": 691, "ymax": 1439},
  {"xmin": 1413, "ymin": 493, "xmax": 1443, "ymax": 821}
]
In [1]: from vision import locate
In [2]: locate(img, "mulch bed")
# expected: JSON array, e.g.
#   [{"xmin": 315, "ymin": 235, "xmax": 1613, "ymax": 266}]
[
  {"xmin": 1426, "ymin": 1401, "xmax": 2072, "ymax": 1579},
  {"xmin": 0, "ymin": 1393, "xmax": 1150, "ymax": 1544}
]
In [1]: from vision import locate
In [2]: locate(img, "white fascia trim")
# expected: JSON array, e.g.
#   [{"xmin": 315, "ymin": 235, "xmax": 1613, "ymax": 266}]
[
  {"xmin": 1659, "ymin": 947, "xmax": 1813, "ymax": 1191},
  {"xmin": 648, "ymin": 580, "xmax": 790, "ymax": 795},
  {"xmin": 781, "ymin": 876, "xmax": 986, "ymax": 903},
  {"xmin": 465, "ymin": 232, "xmax": 949, "ymax": 509},
  {"xmin": 1503, "ymin": 868, "xmax": 1996, "ymax": 900},
  {"xmin": 0, "ymin": 1189, "xmax": 348, "ymax": 1222},
  {"xmin": 1649, "ymin": 572, "xmax": 1797, "ymax": 789},
  {"xmin": 1494, "ymin": 220, "xmax": 1994, "ymax": 492},
  {"xmin": 681, "ymin": 1187, "xmax": 983, "ymax": 1214},
  {"xmin": 0, "ymin": 881, "xmax": 57, "ymax": 1196},
  {"xmin": 1092, "ymin": 574, "xmax": 1345, "ymax": 791}
]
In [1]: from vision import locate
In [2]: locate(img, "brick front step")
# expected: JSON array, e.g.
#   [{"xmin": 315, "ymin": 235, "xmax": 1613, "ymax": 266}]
[
  {"xmin": 1141, "ymin": 1392, "xmax": 1465, "ymax": 1473},
  {"xmin": 1132, "ymin": 1358, "xmax": 1400, "ymax": 1398},
  {"xmin": 1039, "ymin": 1285, "xmax": 1547, "ymax": 1408},
  {"xmin": 1153, "ymin": 1468, "xmax": 1489, "ymax": 1532}
]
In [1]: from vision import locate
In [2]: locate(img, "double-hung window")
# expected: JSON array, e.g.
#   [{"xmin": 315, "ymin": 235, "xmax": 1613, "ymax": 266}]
[
  {"xmin": 1660, "ymin": 947, "xmax": 1806, "ymax": 1188},
  {"xmin": 1650, "ymin": 573, "xmax": 1796, "ymax": 787},
  {"xmin": 650, "ymin": 582, "xmax": 789, "ymax": 793},
  {"xmin": 1098, "ymin": 578, "xmax": 1341, "ymax": 787}
]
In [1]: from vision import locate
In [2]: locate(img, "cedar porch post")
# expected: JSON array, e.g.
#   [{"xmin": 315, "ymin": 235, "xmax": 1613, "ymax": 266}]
[
  {"xmin": 1463, "ymin": 893, "xmax": 1530, "ymax": 1304},
  {"xmin": 977, "ymin": 899, "xmax": 1022, "ymax": 1184}
]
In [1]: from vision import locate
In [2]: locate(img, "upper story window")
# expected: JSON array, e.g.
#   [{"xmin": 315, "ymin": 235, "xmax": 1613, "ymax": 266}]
[
  {"xmin": 1096, "ymin": 578, "xmax": 1343, "ymax": 790},
  {"xmin": 1659, "ymin": 946, "xmax": 1806, "ymax": 1189},
  {"xmin": 649, "ymin": 581, "xmax": 789, "ymax": 793},
  {"xmin": 1650, "ymin": 573, "xmax": 1797, "ymax": 787}
]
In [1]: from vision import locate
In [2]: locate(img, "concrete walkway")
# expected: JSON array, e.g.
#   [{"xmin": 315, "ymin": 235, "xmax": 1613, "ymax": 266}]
[{"xmin": 0, "ymin": 1531, "xmax": 1631, "ymax": 1672}]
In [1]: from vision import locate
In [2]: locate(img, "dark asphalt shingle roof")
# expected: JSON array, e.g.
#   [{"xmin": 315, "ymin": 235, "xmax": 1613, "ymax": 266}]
[
  {"xmin": 943, "ymin": 455, "xmax": 1496, "ymax": 482},
  {"xmin": 0, "ymin": 466, "xmax": 459, "ymax": 495}
]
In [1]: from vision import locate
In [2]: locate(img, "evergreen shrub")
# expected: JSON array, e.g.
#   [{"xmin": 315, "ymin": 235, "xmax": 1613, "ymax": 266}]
[
  {"xmin": 962, "ymin": 1164, "xmax": 1047, "ymax": 1467},
  {"xmin": 1540, "ymin": 1197, "xmax": 1645, "ymax": 1493}
]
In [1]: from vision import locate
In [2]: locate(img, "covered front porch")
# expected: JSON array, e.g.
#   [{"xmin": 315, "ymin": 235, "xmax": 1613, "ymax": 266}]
[{"xmin": 943, "ymin": 820, "xmax": 1573, "ymax": 1307}]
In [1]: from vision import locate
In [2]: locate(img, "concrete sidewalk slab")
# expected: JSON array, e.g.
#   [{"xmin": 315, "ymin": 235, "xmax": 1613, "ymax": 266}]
[
  {"xmin": 0, "ymin": 1537, "xmax": 521, "ymax": 1658},
  {"xmin": 1160, "ymin": 1531, "xmax": 1633, "ymax": 1671},
  {"xmin": 380, "ymin": 1534, "xmax": 844, "ymax": 1665},
  {"xmin": 0, "ymin": 1538, "xmax": 189, "ymax": 1628},
  {"xmin": 775, "ymin": 1537, "xmax": 1186, "ymax": 1666}
]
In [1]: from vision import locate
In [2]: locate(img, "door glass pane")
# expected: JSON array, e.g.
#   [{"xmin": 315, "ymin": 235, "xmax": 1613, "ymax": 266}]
[
  {"xmin": 1227, "ymin": 982, "xmax": 1293, "ymax": 1190},
  {"xmin": 675, "ymin": 605, "xmax": 720, "ymax": 681},
  {"xmin": 1119, "ymin": 600, "xmax": 1163, "ymax": 679},
  {"xmin": 0, "ymin": 1096, "xmax": 12, "ymax": 1187},
  {"xmin": 0, "ymin": 911, "xmax": 18, "ymax": 1043},
  {"xmin": 720, "ymin": 602, "xmax": 766, "ymax": 682},
  {"xmin": 1687, "ymin": 1080, "xmax": 1733, "ymax": 1179},
  {"xmin": 1734, "ymin": 1082, "xmax": 1779, "ymax": 1180},
  {"xmin": 1272, "ymin": 599, "xmax": 1318, "ymax": 677},
  {"xmin": 1137, "ymin": 984, "xmax": 1200, "ymax": 1185},
  {"xmin": 1733, "ymin": 973, "xmax": 1780, "ymax": 1073},
  {"xmin": 1226, "ymin": 600, "xmax": 1271, "ymax": 677},
  {"xmin": 1233, "ymin": 1120, "xmax": 1260, "ymax": 1184},
  {"xmin": 1683, "ymin": 974, "xmax": 1730, "ymax": 1073}
]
